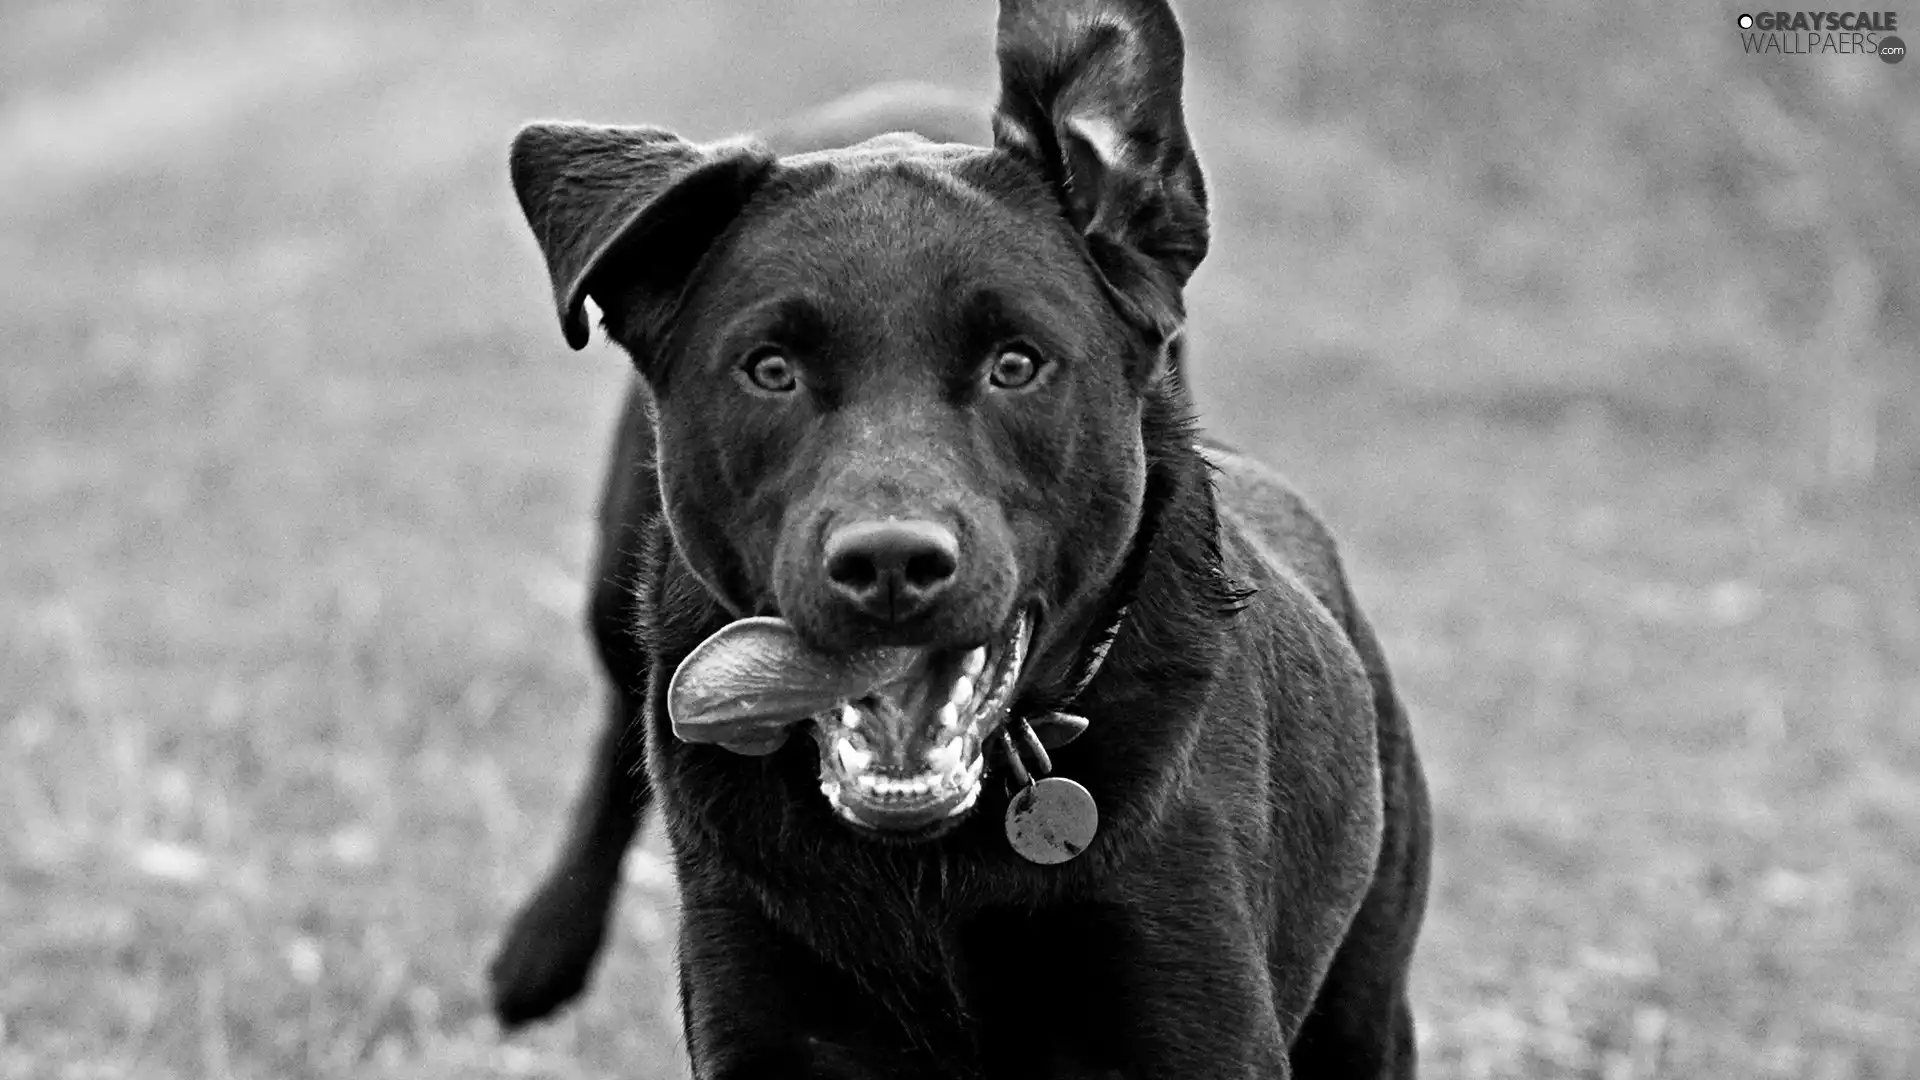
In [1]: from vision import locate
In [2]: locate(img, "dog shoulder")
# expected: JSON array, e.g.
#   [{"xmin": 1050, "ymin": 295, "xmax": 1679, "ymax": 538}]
[
  {"xmin": 1214, "ymin": 509, "xmax": 1368, "ymax": 714},
  {"xmin": 1201, "ymin": 441, "xmax": 1380, "ymax": 751},
  {"xmin": 1199, "ymin": 441, "xmax": 1350, "ymax": 623},
  {"xmin": 1204, "ymin": 471, "xmax": 1385, "ymax": 887}
]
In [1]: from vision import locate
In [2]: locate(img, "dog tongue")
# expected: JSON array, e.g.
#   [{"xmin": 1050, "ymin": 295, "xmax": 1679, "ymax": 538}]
[{"xmin": 666, "ymin": 617, "xmax": 919, "ymax": 756}]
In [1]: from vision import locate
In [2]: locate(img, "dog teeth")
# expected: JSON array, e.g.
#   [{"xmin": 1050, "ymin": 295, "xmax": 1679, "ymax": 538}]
[
  {"xmin": 962, "ymin": 647, "xmax": 987, "ymax": 679},
  {"xmin": 936, "ymin": 702, "xmax": 959, "ymax": 733},
  {"xmin": 842, "ymin": 734, "xmax": 971, "ymax": 803},
  {"xmin": 947, "ymin": 674, "xmax": 975, "ymax": 711},
  {"xmin": 925, "ymin": 735, "xmax": 965, "ymax": 778},
  {"xmin": 835, "ymin": 736, "xmax": 873, "ymax": 775},
  {"xmin": 838, "ymin": 702, "xmax": 863, "ymax": 730},
  {"xmin": 855, "ymin": 773, "xmax": 937, "ymax": 798},
  {"xmin": 946, "ymin": 776, "xmax": 983, "ymax": 818}
]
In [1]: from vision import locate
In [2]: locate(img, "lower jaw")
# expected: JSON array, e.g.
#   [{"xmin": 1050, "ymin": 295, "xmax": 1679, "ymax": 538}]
[{"xmin": 811, "ymin": 605, "xmax": 1032, "ymax": 838}]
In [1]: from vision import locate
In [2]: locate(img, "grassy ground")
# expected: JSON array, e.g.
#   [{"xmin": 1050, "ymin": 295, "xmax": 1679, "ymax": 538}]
[{"xmin": 3, "ymin": 1, "xmax": 1916, "ymax": 1077}]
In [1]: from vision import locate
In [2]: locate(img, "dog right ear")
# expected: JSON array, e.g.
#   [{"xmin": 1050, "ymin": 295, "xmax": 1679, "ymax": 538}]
[{"xmin": 510, "ymin": 123, "xmax": 777, "ymax": 353}]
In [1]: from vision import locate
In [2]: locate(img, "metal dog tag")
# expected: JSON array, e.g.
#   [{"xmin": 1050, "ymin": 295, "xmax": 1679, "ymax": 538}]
[{"xmin": 1005, "ymin": 776, "xmax": 1098, "ymax": 865}]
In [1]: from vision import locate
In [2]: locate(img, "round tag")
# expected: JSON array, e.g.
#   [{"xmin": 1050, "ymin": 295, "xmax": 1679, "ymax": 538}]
[{"xmin": 1004, "ymin": 776, "xmax": 1098, "ymax": 865}]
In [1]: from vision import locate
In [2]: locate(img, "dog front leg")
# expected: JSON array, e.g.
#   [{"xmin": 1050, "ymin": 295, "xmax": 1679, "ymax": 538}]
[
  {"xmin": 1101, "ymin": 897, "xmax": 1293, "ymax": 1078},
  {"xmin": 676, "ymin": 896, "xmax": 907, "ymax": 1080}
]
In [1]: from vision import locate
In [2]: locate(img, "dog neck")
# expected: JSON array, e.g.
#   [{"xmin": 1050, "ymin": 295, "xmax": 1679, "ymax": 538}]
[
  {"xmin": 1023, "ymin": 458, "xmax": 1166, "ymax": 716},
  {"xmin": 1026, "ymin": 378, "xmax": 1245, "ymax": 723}
]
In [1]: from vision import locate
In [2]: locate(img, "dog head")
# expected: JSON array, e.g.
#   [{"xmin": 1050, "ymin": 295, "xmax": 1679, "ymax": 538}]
[{"xmin": 511, "ymin": 0, "xmax": 1208, "ymax": 834}]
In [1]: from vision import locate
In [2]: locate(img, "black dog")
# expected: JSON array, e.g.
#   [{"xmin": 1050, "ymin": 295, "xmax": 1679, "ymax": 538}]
[{"xmin": 489, "ymin": 1, "xmax": 1431, "ymax": 1076}]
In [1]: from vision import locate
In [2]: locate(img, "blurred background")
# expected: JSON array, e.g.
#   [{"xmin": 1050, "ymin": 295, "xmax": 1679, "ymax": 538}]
[{"xmin": 3, "ymin": 1, "xmax": 1916, "ymax": 1077}]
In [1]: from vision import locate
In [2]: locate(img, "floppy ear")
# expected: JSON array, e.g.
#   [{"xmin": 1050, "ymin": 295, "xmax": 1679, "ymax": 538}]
[
  {"xmin": 510, "ymin": 122, "xmax": 777, "ymax": 353},
  {"xmin": 991, "ymin": 0, "xmax": 1208, "ymax": 368}
]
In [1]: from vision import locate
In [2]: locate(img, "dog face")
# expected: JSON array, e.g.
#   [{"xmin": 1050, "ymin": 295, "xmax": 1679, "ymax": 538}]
[
  {"xmin": 511, "ymin": 0, "xmax": 1209, "ymax": 833},
  {"xmin": 654, "ymin": 147, "xmax": 1152, "ymax": 654}
]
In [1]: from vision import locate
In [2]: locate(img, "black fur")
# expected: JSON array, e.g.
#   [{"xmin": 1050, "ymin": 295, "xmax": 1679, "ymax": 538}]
[{"xmin": 488, "ymin": 2, "xmax": 1430, "ymax": 1076}]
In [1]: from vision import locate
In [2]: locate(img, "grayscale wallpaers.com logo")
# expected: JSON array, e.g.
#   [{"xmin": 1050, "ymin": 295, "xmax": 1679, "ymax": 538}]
[{"xmin": 1737, "ymin": 10, "xmax": 1905, "ymax": 60}]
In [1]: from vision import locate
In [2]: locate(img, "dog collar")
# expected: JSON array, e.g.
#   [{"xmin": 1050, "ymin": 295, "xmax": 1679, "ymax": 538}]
[
  {"xmin": 1010, "ymin": 603, "xmax": 1127, "ymax": 751},
  {"xmin": 993, "ymin": 610, "xmax": 1120, "ymax": 865},
  {"xmin": 1065, "ymin": 602, "xmax": 1128, "ymax": 701},
  {"xmin": 994, "ymin": 469, "xmax": 1166, "ymax": 864}
]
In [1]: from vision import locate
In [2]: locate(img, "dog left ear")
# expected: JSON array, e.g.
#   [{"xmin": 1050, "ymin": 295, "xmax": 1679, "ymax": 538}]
[
  {"xmin": 510, "ymin": 122, "xmax": 777, "ymax": 354},
  {"xmin": 991, "ymin": 0, "xmax": 1209, "ymax": 378}
]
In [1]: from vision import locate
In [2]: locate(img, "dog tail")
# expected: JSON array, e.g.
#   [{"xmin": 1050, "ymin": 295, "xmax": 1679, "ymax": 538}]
[{"xmin": 758, "ymin": 80, "xmax": 992, "ymax": 156}]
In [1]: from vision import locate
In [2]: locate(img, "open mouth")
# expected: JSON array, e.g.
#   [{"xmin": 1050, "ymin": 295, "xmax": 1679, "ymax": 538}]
[
  {"xmin": 811, "ymin": 611, "xmax": 1031, "ymax": 833},
  {"xmin": 664, "ymin": 607, "xmax": 1037, "ymax": 837}
]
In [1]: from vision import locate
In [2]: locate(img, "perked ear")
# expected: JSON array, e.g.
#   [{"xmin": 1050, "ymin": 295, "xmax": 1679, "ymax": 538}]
[
  {"xmin": 510, "ymin": 123, "xmax": 776, "ymax": 352},
  {"xmin": 991, "ymin": 0, "xmax": 1209, "ymax": 360}
]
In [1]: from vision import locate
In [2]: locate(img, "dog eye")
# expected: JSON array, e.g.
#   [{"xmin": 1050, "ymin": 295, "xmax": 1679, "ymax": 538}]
[
  {"xmin": 742, "ymin": 350, "xmax": 798, "ymax": 393},
  {"xmin": 987, "ymin": 348, "xmax": 1044, "ymax": 390}
]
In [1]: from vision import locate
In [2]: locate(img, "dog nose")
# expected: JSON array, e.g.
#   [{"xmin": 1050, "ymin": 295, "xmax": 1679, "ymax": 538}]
[{"xmin": 823, "ymin": 519, "xmax": 960, "ymax": 622}]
